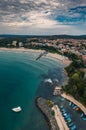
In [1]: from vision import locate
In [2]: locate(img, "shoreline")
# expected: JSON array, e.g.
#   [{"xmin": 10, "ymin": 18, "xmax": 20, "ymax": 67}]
[
  {"xmin": 0, "ymin": 47, "xmax": 71, "ymax": 66},
  {"xmin": 62, "ymin": 93, "xmax": 86, "ymax": 114}
]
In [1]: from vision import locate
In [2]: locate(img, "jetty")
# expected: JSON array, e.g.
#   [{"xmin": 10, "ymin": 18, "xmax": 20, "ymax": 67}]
[
  {"xmin": 36, "ymin": 97, "xmax": 59, "ymax": 130},
  {"xmin": 35, "ymin": 51, "xmax": 48, "ymax": 60}
]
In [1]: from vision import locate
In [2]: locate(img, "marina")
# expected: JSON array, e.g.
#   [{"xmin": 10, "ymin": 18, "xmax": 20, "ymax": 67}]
[
  {"xmin": 62, "ymin": 93, "xmax": 86, "ymax": 114},
  {"xmin": 53, "ymin": 95, "xmax": 86, "ymax": 130}
]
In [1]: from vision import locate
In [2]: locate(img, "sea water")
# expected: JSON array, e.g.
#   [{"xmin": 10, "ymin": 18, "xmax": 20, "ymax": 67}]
[{"xmin": 0, "ymin": 51, "xmax": 66, "ymax": 130}]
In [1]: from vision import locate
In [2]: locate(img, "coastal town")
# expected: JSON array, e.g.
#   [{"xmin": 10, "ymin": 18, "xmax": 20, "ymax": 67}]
[
  {"xmin": 0, "ymin": 0, "xmax": 86, "ymax": 129},
  {"xmin": 0, "ymin": 35, "xmax": 86, "ymax": 130},
  {"xmin": 0, "ymin": 36, "xmax": 86, "ymax": 64}
]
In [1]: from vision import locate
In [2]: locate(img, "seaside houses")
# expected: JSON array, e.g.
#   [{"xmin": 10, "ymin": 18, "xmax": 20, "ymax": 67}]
[{"xmin": 19, "ymin": 42, "xmax": 23, "ymax": 47}]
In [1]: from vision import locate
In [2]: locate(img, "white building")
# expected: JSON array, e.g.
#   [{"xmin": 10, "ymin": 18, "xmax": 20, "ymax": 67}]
[{"xmin": 19, "ymin": 42, "xmax": 23, "ymax": 47}]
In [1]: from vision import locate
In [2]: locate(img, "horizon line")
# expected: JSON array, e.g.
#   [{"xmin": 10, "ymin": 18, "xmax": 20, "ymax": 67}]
[{"xmin": 0, "ymin": 34, "xmax": 86, "ymax": 36}]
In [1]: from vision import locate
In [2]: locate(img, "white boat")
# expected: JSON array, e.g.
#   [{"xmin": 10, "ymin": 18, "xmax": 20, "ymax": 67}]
[{"xmin": 12, "ymin": 106, "xmax": 22, "ymax": 112}]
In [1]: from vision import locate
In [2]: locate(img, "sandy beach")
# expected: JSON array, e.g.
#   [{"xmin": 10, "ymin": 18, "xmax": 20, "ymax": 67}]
[
  {"xmin": 62, "ymin": 93, "xmax": 86, "ymax": 114},
  {"xmin": 0, "ymin": 47, "xmax": 71, "ymax": 66},
  {"xmin": 0, "ymin": 47, "xmax": 45, "ymax": 53}
]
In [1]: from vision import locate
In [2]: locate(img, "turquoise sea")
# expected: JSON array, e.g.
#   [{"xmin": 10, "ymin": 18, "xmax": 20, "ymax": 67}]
[{"xmin": 0, "ymin": 51, "xmax": 66, "ymax": 130}]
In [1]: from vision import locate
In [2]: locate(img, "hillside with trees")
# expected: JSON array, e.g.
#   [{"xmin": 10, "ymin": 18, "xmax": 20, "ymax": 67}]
[{"xmin": 62, "ymin": 53, "xmax": 86, "ymax": 105}]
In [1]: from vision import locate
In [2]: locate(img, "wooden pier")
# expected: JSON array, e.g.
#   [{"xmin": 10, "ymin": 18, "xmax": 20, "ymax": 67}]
[{"xmin": 35, "ymin": 51, "xmax": 48, "ymax": 60}]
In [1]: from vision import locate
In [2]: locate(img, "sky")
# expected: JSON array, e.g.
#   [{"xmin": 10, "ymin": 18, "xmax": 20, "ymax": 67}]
[{"xmin": 0, "ymin": 0, "xmax": 86, "ymax": 35}]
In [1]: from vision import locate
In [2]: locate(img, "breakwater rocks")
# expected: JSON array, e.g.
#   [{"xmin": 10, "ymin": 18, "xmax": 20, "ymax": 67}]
[{"xmin": 36, "ymin": 97, "xmax": 59, "ymax": 130}]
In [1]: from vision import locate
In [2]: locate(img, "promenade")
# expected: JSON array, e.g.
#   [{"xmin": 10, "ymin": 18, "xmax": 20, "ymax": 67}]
[{"xmin": 62, "ymin": 93, "xmax": 86, "ymax": 114}]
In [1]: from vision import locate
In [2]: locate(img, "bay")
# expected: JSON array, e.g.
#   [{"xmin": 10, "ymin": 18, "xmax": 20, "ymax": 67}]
[{"xmin": 0, "ymin": 51, "xmax": 66, "ymax": 130}]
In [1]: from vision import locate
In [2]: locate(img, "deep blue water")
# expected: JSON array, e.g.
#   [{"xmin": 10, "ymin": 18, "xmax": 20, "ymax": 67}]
[{"xmin": 0, "ymin": 51, "xmax": 66, "ymax": 130}]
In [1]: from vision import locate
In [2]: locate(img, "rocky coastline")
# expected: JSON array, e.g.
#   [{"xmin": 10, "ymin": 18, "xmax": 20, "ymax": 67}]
[{"xmin": 36, "ymin": 97, "xmax": 59, "ymax": 130}]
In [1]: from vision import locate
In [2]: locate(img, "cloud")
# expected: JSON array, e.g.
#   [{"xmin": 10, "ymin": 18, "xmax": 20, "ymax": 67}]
[{"xmin": 0, "ymin": 0, "xmax": 86, "ymax": 34}]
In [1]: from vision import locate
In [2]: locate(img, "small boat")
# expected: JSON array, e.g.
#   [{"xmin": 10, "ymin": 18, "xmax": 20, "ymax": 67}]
[
  {"xmin": 73, "ymin": 105, "xmax": 77, "ymax": 109},
  {"xmin": 60, "ymin": 105, "xmax": 63, "ymax": 109},
  {"xmin": 61, "ymin": 97, "xmax": 65, "ymax": 101},
  {"xmin": 62, "ymin": 110, "xmax": 67, "ymax": 113},
  {"xmin": 62, "ymin": 109, "xmax": 67, "ymax": 113},
  {"xmin": 62, "ymin": 110, "xmax": 66, "ymax": 113},
  {"xmin": 61, "ymin": 108, "xmax": 66, "ymax": 112},
  {"xmin": 68, "ymin": 122, "xmax": 74, "ymax": 127},
  {"xmin": 12, "ymin": 106, "xmax": 22, "ymax": 112},
  {"xmin": 71, "ymin": 103, "xmax": 75, "ymax": 108},
  {"xmin": 70, "ymin": 125, "xmax": 77, "ymax": 130},
  {"xmin": 82, "ymin": 117, "xmax": 86, "ymax": 121},
  {"xmin": 75, "ymin": 107, "xmax": 79, "ymax": 111},
  {"xmin": 68, "ymin": 119, "xmax": 72, "ymax": 123},
  {"xmin": 65, "ymin": 114, "xmax": 70, "ymax": 119},
  {"xmin": 69, "ymin": 102, "xmax": 72, "ymax": 106},
  {"xmin": 80, "ymin": 113, "xmax": 84, "ymax": 118},
  {"xmin": 63, "ymin": 113, "xmax": 67, "ymax": 116},
  {"xmin": 66, "ymin": 117, "xmax": 71, "ymax": 121}
]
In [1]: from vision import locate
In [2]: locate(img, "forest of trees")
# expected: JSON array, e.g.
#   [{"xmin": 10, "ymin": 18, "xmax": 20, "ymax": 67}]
[{"xmin": 62, "ymin": 53, "xmax": 86, "ymax": 105}]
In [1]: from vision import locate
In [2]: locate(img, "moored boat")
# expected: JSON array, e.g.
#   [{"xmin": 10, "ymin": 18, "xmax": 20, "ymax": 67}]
[
  {"xmin": 12, "ymin": 106, "xmax": 22, "ymax": 112},
  {"xmin": 68, "ymin": 122, "xmax": 74, "ymax": 127},
  {"xmin": 80, "ymin": 113, "xmax": 84, "ymax": 118},
  {"xmin": 82, "ymin": 117, "xmax": 86, "ymax": 121},
  {"xmin": 70, "ymin": 125, "xmax": 77, "ymax": 130},
  {"xmin": 73, "ymin": 105, "xmax": 77, "ymax": 109},
  {"xmin": 69, "ymin": 101, "xmax": 72, "ymax": 106}
]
